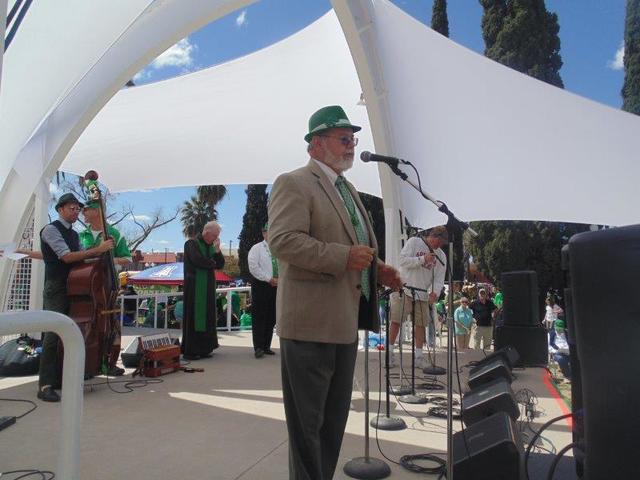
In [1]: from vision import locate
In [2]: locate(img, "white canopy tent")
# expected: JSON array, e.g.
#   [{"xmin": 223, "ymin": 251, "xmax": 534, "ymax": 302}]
[{"xmin": 1, "ymin": 0, "xmax": 639, "ymax": 309}]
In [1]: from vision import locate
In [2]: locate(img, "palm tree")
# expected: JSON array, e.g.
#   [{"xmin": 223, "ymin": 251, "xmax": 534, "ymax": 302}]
[
  {"xmin": 197, "ymin": 185, "xmax": 227, "ymax": 208},
  {"xmin": 180, "ymin": 195, "xmax": 217, "ymax": 238}
]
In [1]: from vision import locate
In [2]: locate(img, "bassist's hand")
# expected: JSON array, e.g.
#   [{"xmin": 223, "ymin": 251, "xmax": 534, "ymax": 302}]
[{"xmin": 97, "ymin": 239, "xmax": 115, "ymax": 253}]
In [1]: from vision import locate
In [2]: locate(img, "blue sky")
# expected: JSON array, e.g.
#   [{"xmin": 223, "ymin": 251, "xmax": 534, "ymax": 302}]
[{"xmin": 74, "ymin": 0, "xmax": 627, "ymax": 254}]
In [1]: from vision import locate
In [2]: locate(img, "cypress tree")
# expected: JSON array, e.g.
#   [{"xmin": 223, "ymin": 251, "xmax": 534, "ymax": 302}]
[
  {"xmin": 479, "ymin": 0, "xmax": 506, "ymax": 52},
  {"xmin": 481, "ymin": 0, "xmax": 563, "ymax": 87},
  {"xmin": 431, "ymin": 0, "xmax": 449, "ymax": 37},
  {"xmin": 622, "ymin": 0, "xmax": 640, "ymax": 114},
  {"xmin": 472, "ymin": 1, "xmax": 589, "ymax": 298},
  {"xmin": 238, "ymin": 184, "xmax": 269, "ymax": 280}
]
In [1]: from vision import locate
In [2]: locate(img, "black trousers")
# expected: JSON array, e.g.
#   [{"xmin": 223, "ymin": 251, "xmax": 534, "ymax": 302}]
[
  {"xmin": 280, "ymin": 338, "xmax": 358, "ymax": 480},
  {"xmin": 251, "ymin": 280, "xmax": 277, "ymax": 352},
  {"xmin": 39, "ymin": 279, "xmax": 69, "ymax": 388}
]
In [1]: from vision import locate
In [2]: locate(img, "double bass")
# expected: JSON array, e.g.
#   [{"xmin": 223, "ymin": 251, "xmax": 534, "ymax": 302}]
[{"xmin": 65, "ymin": 170, "xmax": 121, "ymax": 376}]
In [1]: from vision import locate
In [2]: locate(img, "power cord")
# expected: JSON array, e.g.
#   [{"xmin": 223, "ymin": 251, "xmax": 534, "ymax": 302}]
[
  {"xmin": 546, "ymin": 441, "xmax": 581, "ymax": 480},
  {"xmin": 524, "ymin": 412, "xmax": 575, "ymax": 480},
  {"xmin": 0, "ymin": 398, "xmax": 37, "ymax": 419},
  {"xmin": 0, "ymin": 470, "xmax": 55, "ymax": 479}
]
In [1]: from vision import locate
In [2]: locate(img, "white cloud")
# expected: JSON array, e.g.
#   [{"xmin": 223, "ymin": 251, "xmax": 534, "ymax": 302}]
[
  {"xmin": 49, "ymin": 183, "xmax": 61, "ymax": 196},
  {"xmin": 133, "ymin": 69, "xmax": 152, "ymax": 82},
  {"xmin": 236, "ymin": 10, "xmax": 248, "ymax": 27},
  {"xmin": 130, "ymin": 214, "xmax": 151, "ymax": 222},
  {"xmin": 607, "ymin": 41, "xmax": 624, "ymax": 70},
  {"xmin": 155, "ymin": 240, "xmax": 171, "ymax": 245},
  {"xmin": 151, "ymin": 38, "xmax": 196, "ymax": 69}
]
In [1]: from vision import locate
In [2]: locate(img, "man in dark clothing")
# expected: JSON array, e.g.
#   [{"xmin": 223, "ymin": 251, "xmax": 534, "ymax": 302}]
[
  {"xmin": 182, "ymin": 221, "xmax": 225, "ymax": 360},
  {"xmin": 36, "ymin": 193, "xmax": 114, "ymax": 402},
  {"xmin": 247, "ymin": 223, "xmax": 278, "ymax": 358},
  {"xmin": 470, "ymin": 288, "xmax": 497, "ymax": 351}
]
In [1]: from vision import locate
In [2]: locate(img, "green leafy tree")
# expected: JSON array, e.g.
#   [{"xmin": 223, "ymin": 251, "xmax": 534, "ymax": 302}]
[
  {"xmin": 238, "ymin": 184, "xmax": 269, "ymax": 280},
  {"xmin": 180, "ymin": 195, "xmax": 216, "ymax": 239},
  {"xmin": 431, "ymin": 0, "xmax": 449, "ymax": 37},
  {"xmin": 622, "ymin": 0, "xmax": 640, "ymax": 114},
  {"xmin": 467, "ymin": 221, "xmax": 589, "ymax": 297},
  {"xmin": 481, "ymin": 0, "xmax": 564, "ymax": 88}
]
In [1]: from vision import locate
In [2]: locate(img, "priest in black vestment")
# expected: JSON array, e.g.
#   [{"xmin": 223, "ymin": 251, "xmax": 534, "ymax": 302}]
[{"xmin": 182, "ymin": 221, "xmax": 225, "ymax": 360}]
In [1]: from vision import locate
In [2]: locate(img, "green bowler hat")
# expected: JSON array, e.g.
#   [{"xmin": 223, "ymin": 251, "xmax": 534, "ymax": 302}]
[{"xmin": 304, "ymin": 105, "xmax": 361, "ymax": 143}]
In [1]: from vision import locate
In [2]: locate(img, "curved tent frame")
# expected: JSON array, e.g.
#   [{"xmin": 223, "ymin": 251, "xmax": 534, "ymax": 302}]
[{"xmin": 2, "ymin": 0, "xmax": 639, "ymax": 308}]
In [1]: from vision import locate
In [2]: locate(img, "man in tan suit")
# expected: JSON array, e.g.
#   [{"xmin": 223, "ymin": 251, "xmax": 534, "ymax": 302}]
[{"xmin": 269, "ymin": 105, "xmax": 402, "ymax": 479}]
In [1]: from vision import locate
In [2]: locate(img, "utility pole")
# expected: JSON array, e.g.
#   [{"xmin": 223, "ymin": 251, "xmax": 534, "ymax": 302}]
[{"xmin": 229, "ymin": 240, "xmax": 233, "ymax": 257}]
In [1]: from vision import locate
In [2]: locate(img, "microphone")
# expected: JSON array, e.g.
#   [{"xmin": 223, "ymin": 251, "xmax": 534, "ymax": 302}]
[{"xmin": 360, "ymin": 151, "xmax": 405, "ymax": 168}]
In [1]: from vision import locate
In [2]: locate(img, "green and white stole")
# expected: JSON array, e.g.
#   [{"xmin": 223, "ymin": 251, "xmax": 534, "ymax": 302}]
[{"xmin": 194, "ymin": 238, "xmax": 217, "ymax": 332}]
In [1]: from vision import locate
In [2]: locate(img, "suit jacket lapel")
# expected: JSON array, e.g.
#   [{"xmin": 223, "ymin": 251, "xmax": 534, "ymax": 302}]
[{"xmin": 307, "ymin": 160, "xmax": 358, "ymax": 245}]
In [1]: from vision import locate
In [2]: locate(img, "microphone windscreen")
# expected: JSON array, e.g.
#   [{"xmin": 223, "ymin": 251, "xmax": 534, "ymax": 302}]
[{"xmin": 360, "ymin": 151, "xmax": 372, "ymax": 162}]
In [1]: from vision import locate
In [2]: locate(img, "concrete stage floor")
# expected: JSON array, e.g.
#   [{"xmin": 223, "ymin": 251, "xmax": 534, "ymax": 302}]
[{"xmin": 0, "ymin": 329, "xmax": 576, "ymax": 479}]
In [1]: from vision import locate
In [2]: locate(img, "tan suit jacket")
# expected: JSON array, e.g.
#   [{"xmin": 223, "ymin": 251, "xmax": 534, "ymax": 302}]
[{"xmin": 268, "ymin": 160, "xmax": 379, "ymax": 344}]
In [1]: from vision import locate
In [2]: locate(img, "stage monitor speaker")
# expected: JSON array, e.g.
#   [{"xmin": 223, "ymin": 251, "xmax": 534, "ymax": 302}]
[
  {"xmin": 567, "ymin": 224, "xmax": 640, "ymax": 480},
  {"xmin": 121, "ymin": 337, "xmax": 142, "ymax": 368},
  {"xmin": 470, "ymin": 346, "xmax": 520, "ymax": 372},
  {"xmin": 453, "ymin": 411, "xmax": 523, "ymax": 480},
  {"xmin": 467, "ymin": 357, "xmax": 513, "ymax": 390},
  {"xmin": 462, "ymin": 378, "xmax": 519, "ymax": 427},
  {"xmin": 494, "ymin": 325, "xmax": 547, "ymax": 367},
  {"xmin": 501, "ymin": 270, "xmax": 539, "ymax": 326}
]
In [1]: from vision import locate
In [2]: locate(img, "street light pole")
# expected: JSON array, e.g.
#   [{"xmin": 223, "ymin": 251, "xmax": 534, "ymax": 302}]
[{"xmin": 229, "ymin": 240, "xmax": 233, "ymax": 256}]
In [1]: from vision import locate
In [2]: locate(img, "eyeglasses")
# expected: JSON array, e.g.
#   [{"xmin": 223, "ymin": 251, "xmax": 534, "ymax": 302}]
[{"xmin": 319, "ymin": 135, "xmax": 358, "ymax": 146}]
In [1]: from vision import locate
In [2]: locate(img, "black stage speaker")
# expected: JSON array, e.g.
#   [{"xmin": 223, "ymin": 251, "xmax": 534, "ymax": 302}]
[
  {"xmin": 453, "ymin": 411, "xmax": 523, "ymax": 480},
  {"xmin": 470, "ymin": 346, "xmax": 520, "ymax": 371},
  {"xmin": 563, "ymin": 284, "xmax": 585, "ymax": 478},
  {"xmin": 494, "ymin": 325, "xmax": 547, "ymax": 367},
  {"xmin": 462, "ymin": 378, "xmax": 519, "ymax": 426},
  {"xmin": 467, "ymin": 357, "xmax": 513, "ymax": 389},
  {"xmin": 567, "ymin": 225, "xmax": 640, "ymax": 480},
  {"xmin": 501, "ymin": 270, "xmax": 539, "ymax": 326}
]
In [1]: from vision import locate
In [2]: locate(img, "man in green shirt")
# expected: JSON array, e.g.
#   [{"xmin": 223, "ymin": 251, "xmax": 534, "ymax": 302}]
[{"xmin": 79, "ymin": 201, "xmax": 132, "ymax": 266}]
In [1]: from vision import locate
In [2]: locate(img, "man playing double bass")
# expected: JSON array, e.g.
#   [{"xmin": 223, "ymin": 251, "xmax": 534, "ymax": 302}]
[{"xmin": 37, "ymin": 193, "xmax": 115, "ymax": 402}]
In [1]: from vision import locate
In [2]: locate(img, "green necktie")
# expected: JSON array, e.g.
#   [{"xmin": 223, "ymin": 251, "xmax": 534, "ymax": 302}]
[
  {"xmin": 271, "ymin": 253, "xmax": 279, "ymax": 279},
  {"xmin": 335, "ymin": 175, "xmax": 370, "ymax": 300}
]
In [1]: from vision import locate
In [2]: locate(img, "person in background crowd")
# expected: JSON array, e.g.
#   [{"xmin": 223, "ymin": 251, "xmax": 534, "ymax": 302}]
[
  {"xmin": 470, "ymin": 288, "xmax": 497, "ymax": 351},
  {"xmin": 453, "ymin": 296, "xmax": 473, "ymax": 349},
  {"xmin": 549, "ymin": 318, "xmax": 571, "ymax": 381},
  {"xmin": 181, "ymin": 221, "xmax": 225, "ymax": 360},
  {"xmin": 248, "ymin": 223, "xmax": 279, "ymax": 358},
  {"xmin": 544, "ymin": 293, "xmax": 564, "ymax": 347}
]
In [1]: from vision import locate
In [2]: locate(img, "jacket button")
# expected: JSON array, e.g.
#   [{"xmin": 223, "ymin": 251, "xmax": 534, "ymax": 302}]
[{"xmin": 356, "ymin": 284, "xmax": 361, "ymax": 290}]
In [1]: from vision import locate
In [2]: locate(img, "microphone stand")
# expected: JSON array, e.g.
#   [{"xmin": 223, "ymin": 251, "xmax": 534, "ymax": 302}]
[
  {"xmin": 371, "ymin": 289, "xmax": 406, "ymax": 431},
  {"xmin": 385, "ymin": 161, "xmax": 476, "ymax": 480},
  {"xmin": 343, "ymin": 329, "xmax": 391, "ymax": 479},
  {"xmin": 390, "ymin": 290, "xmax": 411, "ymax": 396},
  {"xmin": 398, "ymin": 286, "xmax": 427, "ymax": 405}
]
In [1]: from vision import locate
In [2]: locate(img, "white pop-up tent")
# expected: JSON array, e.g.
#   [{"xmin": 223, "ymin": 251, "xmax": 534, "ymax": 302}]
[{"xmin": 1, "ymin": 0, "xmax": 639, "ymax": 310}]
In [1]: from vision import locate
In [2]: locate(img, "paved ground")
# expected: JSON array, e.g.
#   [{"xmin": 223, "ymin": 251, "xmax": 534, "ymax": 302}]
[{"xmin": 0, "ymin": 329, "xmax": 575, "ymax": 479}]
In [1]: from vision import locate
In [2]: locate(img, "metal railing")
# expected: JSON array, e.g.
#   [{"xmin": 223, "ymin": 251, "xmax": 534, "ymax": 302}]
[
  {"xmin": 0, "ymin": 310, "xmax": 85, "ymax": 480},
  {"xmin": 117, "ymin": 286, "xmax": 251, "ymax": 331}
]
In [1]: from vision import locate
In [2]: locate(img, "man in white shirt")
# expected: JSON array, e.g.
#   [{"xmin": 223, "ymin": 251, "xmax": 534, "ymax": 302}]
[
  {"xmin": 248, "ymin": 223, "xmax": 278, "ymax": 358},
  {"xmin": 388, "ymin": 226, "xmax": 448, "ymax": 368}
]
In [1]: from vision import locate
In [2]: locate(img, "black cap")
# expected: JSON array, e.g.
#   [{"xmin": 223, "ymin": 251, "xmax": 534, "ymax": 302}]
[{"xmin": 55, "ymin": 193, "xmax": 84, "ymax": 210}]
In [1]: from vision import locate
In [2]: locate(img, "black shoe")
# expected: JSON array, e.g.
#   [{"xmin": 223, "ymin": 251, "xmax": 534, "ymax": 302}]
[
  {"xmin": 264, "ymin": 349, "xmax": 276, "ymax": 355},
  {"xmin": 183, "ymin": 354, "xmax": 201, "ymax": 361},
  {"xmin": 107, "ymin": 366, "xmax": 125, "ymax": 377},
  {"xmin": 254, "ymin": 348, "xmax": 265, "ymax": 358},
  {"xmin": 37, "ymin": 386, "xmax": 60, "ymax": 403}
]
